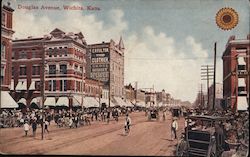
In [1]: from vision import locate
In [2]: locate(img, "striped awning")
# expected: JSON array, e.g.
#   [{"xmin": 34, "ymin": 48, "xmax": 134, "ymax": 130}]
[{"xmin": 238, "ymin": 78, "xmax": 246, "ymax": 87}]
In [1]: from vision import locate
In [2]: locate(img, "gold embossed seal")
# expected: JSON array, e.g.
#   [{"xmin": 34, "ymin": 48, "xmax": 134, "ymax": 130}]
[{"xmin": 216, "ymin": 7, "xmax": 239, "ymax": 30}]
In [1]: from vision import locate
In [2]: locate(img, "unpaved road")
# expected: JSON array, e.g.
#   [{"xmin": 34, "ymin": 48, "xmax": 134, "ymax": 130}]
[{"xmin": 0, "ymin": 112, "xmax": 184, "ymax": 156}]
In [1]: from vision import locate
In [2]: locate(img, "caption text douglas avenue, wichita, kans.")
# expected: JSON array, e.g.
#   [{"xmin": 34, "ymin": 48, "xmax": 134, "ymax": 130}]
[{"xmin": 17, "ymin": 4, "xmax": 101, "ymax": 11}]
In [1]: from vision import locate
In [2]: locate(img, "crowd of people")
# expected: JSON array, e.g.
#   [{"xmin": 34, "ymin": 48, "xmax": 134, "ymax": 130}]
[{"xmin": 0, "ymin": 106, "xmax": 137, "ymax": 137}]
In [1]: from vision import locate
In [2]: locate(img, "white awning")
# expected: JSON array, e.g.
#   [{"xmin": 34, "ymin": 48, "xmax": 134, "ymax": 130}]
[
  {"xmin": 29, "ymin": 81, "xmax": 35, "ymax": 90},
  {"xmin": 56, "ymin": 97, "xmax": 69, "ymax": 107},
  {"xmin": 100, "ymin": 98, "xmax": 116, "ymax": 107},
  {"xmin": 84, "ymin": 97, "xmax": 99, "ymax": 108},
  {"xmin": 238, "ymin": 57, "xmax": 246, "ymax": 65},
  {"xmin": 237, "ymin": 96, "xmax": 248, "ymax": 111},
  {"xmin": 238, "ymin": 78, "xmax": 246, "ymax": 87},
  {"xmin": 114, "ymin": 97, "xmax": 129, "ymax": 107},
  {"xmin": 44, "ymin": 97, "xmax": 56, "ymax": 106},
  {"xmin": 15, "ymin": 81, "xmax": 23, "ymax": 91},
  {"xmin": 18, "ymin": 98, "xmax": 27, "ymax": 106},
  {"xmin": 10, "ymin": 80, "xmax": 14, "ymax": 90},
  {"xmin": 73, "ymin": 95, "xmax": 82, "ymax": 107},
  {"xmin": 30, "ymin": 97, "xmax": 42, "ymax": 107},
  {"xmin": 21, "ymin": 81, "xmax": 27, "ymax": 90},
  {"xmin": 0, "ymin": 91, "xmax": 18, "ymax": 108}
]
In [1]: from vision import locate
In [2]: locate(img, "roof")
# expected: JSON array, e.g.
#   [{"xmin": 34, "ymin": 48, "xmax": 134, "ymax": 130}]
[{"xmin": 187, "ymin": 115, "xmax": 228, "ymax": 121}]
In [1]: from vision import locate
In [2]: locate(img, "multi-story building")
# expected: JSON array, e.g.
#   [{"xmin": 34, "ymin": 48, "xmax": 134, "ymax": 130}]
[
  {"xmin": 1, "ymin": 2, "xmax": 17, "ymax": 108},
  {"xmin": 124, "ymin": 84, "xmax": 135, "ymax": 102},
  {"xmin": 222, "ymin": 35, "xmax": 250, "ymax": 111},
  {"xmin": 11, "ymin": 28, "xmax": 87, "ymax": 108},
  {"xmin": 1, "ymin": 2, "xmax": 14, "ymax": 91},
  {"xmin": 87, "ymin": 37, "xmax": 126, "ymax": 107},
  {"xmin": 87, "ymin": 37, "xmax": 125, "ymax": 99},
  {"xmin": 156, "ymin": 89, "xmax": 167, "ymax": 106}
]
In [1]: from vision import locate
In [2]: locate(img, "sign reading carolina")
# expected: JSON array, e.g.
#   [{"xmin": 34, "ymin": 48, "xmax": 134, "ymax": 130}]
[{"xmin": 89, "ymin": 47, "xmax": 110, "ymax": 83}]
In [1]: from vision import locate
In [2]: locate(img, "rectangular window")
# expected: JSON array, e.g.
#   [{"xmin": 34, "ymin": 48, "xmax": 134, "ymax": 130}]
[
  {"xmin": 20, "ymin": 66, "xmax": 27, "ymax": 75},
  {"xmin": 60, "ymin": 64, "xmax": 67, "ymax": 74},
  {"xmin": 53, "ymin": 80, "xmax": 56, "ymax": 91},
  {"xmin": 12, "ymin": 51, "xmax": 15, "ymax": 59},
  {"xmin": 48, "ymin": 48, "xmax": 52, "ymax": 57},
  {"xmin": 32, "ymin": 66, "xmax": 40, "ymax": 75},
  {"xmin": 49, "ymin": 65, "xmax": 56, "ymax": 74},
  {"xmin": 64, "ymin": 80, "xmax": 67, "ymax": 91},
  {"xmin": 0, "ymin": 66, "xmax": 4, "ymax": 85},
  {"xmin": 49, "ymin": 80, "xmax": 52, "ymax": 91},
  {"xmin": 53, "ymin": 48, "xmax": 57, "ymax": 57},
  {"xmin": 60, "ymin": 80, "xmax": 63, "ymax": 91},
  {"xmin": 238, "ymin": 65, "xmax": 246, "ymax": 71}
]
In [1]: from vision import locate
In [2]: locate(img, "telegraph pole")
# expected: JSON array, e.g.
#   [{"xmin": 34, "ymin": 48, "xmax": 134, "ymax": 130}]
[
  {"xmin": 41, "ymin": 40, "xmax": 45, "ymax": 140},
  {"xmin": 213, "ymin": 42, "xmax": 217, "ymax": 111},
  {"xmin": 201, "ymin": 65, "xmax": 214, "ymax": 109},
  {"xmin": 98, "ymin": 79, "xmax": 101, "ymax": 108}
]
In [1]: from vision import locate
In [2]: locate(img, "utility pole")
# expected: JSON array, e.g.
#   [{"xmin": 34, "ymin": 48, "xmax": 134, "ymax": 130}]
[
  {"xmin": 108, "ymin": 58, "xmax": 111, "ymax": 108},
  {"xmin": 201, "ymin": 65, "xmax": 214, "ymax": 109},
  {"xmin": 213, "ymin": 42, "xmax": 217, "ymax": 111},
  {"xmin": 98, "ymin": 79, "xmax": 101, "ymax": 108},
  {"xmin": 135, "ymin": 81, "xmax": 138, "ymax": 105},
  {"xmin": 41, "ymin": 39, "xmax": 45, "ymax": 140}
]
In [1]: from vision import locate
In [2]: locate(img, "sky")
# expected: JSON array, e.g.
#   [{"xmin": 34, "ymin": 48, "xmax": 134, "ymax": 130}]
[{"xmin": 4, "ymin": 0, "xmax": 250, "ymax": 103}]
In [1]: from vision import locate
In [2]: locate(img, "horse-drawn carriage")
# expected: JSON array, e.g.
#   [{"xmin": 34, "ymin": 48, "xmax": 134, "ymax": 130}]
[
  {"xmin": 171, "ymin": 106, "xmax": 181, "ymax": 118},
  {"xmin": 176, "ymin": 115, "xmax": 228, "ymax": 157},
  {"xmin": 147, "ymin": 107, "xmax": 159, "ymax": 121}
]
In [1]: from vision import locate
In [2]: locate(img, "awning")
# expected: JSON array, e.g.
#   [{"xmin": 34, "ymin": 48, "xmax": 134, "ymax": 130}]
[
  {"xmin": 30, "ymin": 97, "xmax": 42, "ymax": 108},
  {"xmin": 73, "ymin": 95, "xmax": 82, "ymax": 107},
  {"xmin": 18, "ymin": 98, "xmax": 27, "ymax": 106},
  {"xmin": 15, "ymin": 81, "xmax": 23, "ymax": 91},
  {"xmin": 114, "ymin": 97, "xmax": 129, "ymax": 107},
  {"xmin": 84, "ymin": 97, "xmax": 99, "ymax": 108},
  {"xmin": 237, "ymin": 96, "xmax": 248, "ymax": 111},
  {"xmin": 29, "ymin": 81, "xmax": 35, "ymax": 90},
  {"xmin": 44, "ymin": 97, "xmax": 56, "ymax": 106},
  {"xmin": 100, "ymin": 98, "xmax": 115, "ymax": 107},
  {"xmin": 238, "ymin": 78, "xmax": 246, "ymax": 87},
  {"xmin": 56, "ymin": 97, "xmax": 69, "ymax": 107},
  {"xmin": 238, "ymin": 57, "xmax": 246, "ymax": 65},
  {"xmin": 22, "ymin": 81, "xmax": 27, "ymax": 90},
  {"xmin": 0, "ymin": 91, "xmax": 18, "ymax": 108},
  {"xmin": 10, "ymin": 80, "xmax": 14, "ymax": 90}
]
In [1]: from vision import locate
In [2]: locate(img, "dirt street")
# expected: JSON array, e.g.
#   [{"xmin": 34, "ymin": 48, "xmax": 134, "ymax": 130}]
[{"xmin": 0, "ymin": 112, "xmax": 185, "ymax": 156}]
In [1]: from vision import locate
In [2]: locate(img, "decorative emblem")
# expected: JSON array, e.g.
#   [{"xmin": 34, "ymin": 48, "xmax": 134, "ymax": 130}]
[{"xmin": 216, "ymin": 7, "xmax": 239, "ymax": 30}]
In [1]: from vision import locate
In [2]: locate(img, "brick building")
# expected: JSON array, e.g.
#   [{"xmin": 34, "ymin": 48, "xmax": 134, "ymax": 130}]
[
  {"xmin": 1, "ymin": 2, "xmax": 17, "ymax": 108},
  {"xmin": 11, "ymin": 28, "xmax": 87, "ymax": 108},
  {"xmin": 1, "ymin": 3, "xmax": 14, "ymax": 91},
  {"xmin": 222, "ymin": 35, "xmax": 250, "ymax": 111},
  {"xmin": 87, "ymin": 37, "xmax": 125, "ymax": 98}
]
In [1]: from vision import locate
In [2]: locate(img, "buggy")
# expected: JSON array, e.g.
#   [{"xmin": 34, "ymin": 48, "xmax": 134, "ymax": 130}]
[
  {"xmin": 147, "ymin": 108, "xmax": 159, "ymax": 121},
  {"xmin": 176, "ymin": 115, "xmax": 228, "ymax": 157}
]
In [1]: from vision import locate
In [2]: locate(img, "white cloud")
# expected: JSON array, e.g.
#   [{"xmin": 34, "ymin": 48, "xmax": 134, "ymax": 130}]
[{"xmin": 13, "ymin": 7, "xmax": 208, "ymax": 102}]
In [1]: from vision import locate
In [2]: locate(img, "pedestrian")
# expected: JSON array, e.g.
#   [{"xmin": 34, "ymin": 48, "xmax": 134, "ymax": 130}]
[
  {"xmin": 69, "ymin": 117, "xmax": 73, "ymax": 128},
  {"xmin": 31, "ymin": 118, "xmax": 37, "ymax": 137},
  {"xmin": 124, "ymin": 114, "xmax": 132, "ymax": 135},
  {"xmin": 171, "ymin": 118, "xmax": 178, "ymax": 140},
  {"xmin": 162, "ymin": 110, "xmax": 166, "ymax": 121},
  {"xmin": 74, "ymin": 115, "xmax": 79, "ymax": 128},
  {"xmin": 23, "ymin": 121, "xmax": 29, "ymax": 137},
  {"xmin": 44, "ymin": 120, "xmax": 49, "ymax": 133}
]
